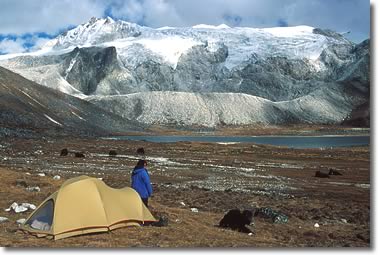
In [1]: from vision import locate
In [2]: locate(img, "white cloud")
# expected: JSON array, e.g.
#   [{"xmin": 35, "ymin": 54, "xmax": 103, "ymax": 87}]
[
  {"xmin": 0, "ymin": 38, "xmax": 25, "ymax": 54},
  {"xmin": 0, "ymin": 0, "xmax": 371, "ymax": 43},
  {"xmin": 108, "ymin": 0, "xmax": 183, "ymax": 27},
  {"xmin": 30, "ymin": 37, "xmax": 52, "ymax": 50},
  {"xmin": 107, "ymin": 0, "xmax": 369, "ymax": 42},
  {"xmin": 0, "ymin": 0, "xmax": 106, "ymax": 35}
]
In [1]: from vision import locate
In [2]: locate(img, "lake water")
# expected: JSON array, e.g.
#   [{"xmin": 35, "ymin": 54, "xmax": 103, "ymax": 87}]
[{"xmin": 107, "ymin": 135, "xmax": 370, "ymax": 149}]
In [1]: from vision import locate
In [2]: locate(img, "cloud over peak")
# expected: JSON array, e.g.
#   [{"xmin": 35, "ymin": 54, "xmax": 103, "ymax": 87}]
[{"xmin": 0, "ymin": 0, "xmax": 371, "ymax": 54}]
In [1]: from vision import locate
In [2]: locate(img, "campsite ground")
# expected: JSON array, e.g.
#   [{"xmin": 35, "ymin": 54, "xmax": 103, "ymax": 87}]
[{"xmin": 0, "ymin": 132, "xmax": 370, "ymax": 248}]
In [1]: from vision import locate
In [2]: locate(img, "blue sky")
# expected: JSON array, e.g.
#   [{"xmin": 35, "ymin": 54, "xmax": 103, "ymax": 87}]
[{"xmin": 0, "ymin": 0, "xmax": 371, "ymax": 54}]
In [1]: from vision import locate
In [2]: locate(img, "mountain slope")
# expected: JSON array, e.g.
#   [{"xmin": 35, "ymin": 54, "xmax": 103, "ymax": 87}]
[
  {"xmin": 87, "ymin": 86, "xmax": 361, "ymax": 127},
  {"xmin": 0, "ymin": 17, "xmax": 370, "ymax": 128},
  {"xmin": 0, "ymin": 66, "xmax": 143, "ymax": 137}
]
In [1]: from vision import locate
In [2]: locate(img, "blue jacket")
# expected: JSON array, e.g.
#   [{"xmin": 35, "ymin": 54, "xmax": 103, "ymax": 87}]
[{"xmin": 131, "ymin": 166, "xmax": 153, "ymax": 199}]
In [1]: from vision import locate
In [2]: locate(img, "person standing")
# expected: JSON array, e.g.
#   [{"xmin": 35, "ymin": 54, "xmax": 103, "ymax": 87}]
[{"xmin": 131, "ymin": 159, "xmax": 153, "ymax": 207}]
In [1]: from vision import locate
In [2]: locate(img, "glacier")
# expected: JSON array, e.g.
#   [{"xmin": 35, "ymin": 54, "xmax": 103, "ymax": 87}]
[{"xmin": 0, "ymin": 17, "xmax": 370, "ymax": 128}]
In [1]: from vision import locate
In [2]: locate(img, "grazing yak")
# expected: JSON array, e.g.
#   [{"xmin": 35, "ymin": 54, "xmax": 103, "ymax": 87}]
[
  {"xmin": 60, "ymin": 149, "xmax": 85, "ymax": 158},
  {"xmin": 74, "ymin": 152, "xmax": 85, "ymax": 158},
  {"xmin": 315, "ymin": 170, "xmax": 330, "ymax": 178},
  {"xmin": 109, "ymin": 150, "xmax": 117, "ymax": 157},
  {"xmin": 219, "ymin": 209, "xmax": 255, "ymax": 234},
  {"xmin": 329, "ymin": 168, "xmax": 343, "ymax": 175},
  {"xmin": 136, "ymin": 147, "xmax": 145, "ymax": 157},
  {"xmin": 60, "ymin": 148, "xmax": 68, "ymax": 156}
]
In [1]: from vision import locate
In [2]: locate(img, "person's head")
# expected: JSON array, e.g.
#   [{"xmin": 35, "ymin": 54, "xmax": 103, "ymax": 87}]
[{"xmin": 136, "ymin": 159, "xmax": 147, "ymax": 168}]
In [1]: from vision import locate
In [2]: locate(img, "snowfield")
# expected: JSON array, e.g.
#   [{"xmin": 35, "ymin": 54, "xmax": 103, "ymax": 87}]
[{"xmin": 0, "ymin": 17, "xmax": 369, "ymax": 127}]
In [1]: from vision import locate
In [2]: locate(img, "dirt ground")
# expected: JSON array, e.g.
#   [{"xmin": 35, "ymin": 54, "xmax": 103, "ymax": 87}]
[{"xmin": 0, "ymin": 135, "xmax": 370, "ymax": 248}]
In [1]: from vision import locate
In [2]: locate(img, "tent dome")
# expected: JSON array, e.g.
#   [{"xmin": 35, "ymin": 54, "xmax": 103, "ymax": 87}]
[{"xmin": 21, "ymin": 176, "xmax": 156, "ymax": 240}]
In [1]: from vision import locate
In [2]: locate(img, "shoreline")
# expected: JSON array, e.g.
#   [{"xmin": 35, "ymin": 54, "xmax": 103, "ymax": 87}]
[{"xmin": 115, "ymin": 125, "xmax": 370, "ymax": 137}]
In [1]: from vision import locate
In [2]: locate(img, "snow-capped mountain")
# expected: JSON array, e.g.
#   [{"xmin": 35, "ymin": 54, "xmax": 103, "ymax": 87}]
[{"xmin": 0, "ymin": 17, "xmax": 370, "ymax": 127}]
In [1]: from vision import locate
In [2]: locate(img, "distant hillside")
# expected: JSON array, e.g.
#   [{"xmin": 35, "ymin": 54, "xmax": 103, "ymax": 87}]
[
  {"xmin": 0, "ymin": 66, "xmax": 143, "ymax": 137},
  {"xmin": 0, "ymin": 17, "xmax": 370, "ymax": 128}
]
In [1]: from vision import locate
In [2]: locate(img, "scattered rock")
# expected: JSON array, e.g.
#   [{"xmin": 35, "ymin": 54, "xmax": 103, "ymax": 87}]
[
  {"xmin": 21, "ymin": 203, "xmax": 36, "ymax": 210},
  {"xmin": 191, "ymin": 208, "xmax": 199, "ymax": 213},
  {"xmin": 0, "ymin": 217, "xmax": 9, "ymax": 223},
  {"xmin": 5, "ymin": 202, "xmax": 20, "ymax": 212},
  {"xmin": 53, "ymin": 175, "xmax": 61, "ymax": 180},
  {"xmin": 35, "ymin": 150, "xmax": 43, "ymax": 155},
  {"xmin": 180, "ymin": 202, "xmax": 186, "ymax": 206},
  {"xmin": 26, "ymin": 186, "xmax": 41, "ymax": 192},
  {"xmin": 5, "ymin": 202, "xmax": 36, "ymax": 213},
  {"xmin": 37, "ymin": 173, "xmax": 45, "ymax": 177},
  {"xmin": 254, "ymin": 207, "xmax": 288, "ymax": 224},
  {"xmin": 16, "ymin": 218, "xmax": 26, "ymax": 224},
  {"xmin": 341, "ymin": 218, "xmax": 348, "ymax": 224}
]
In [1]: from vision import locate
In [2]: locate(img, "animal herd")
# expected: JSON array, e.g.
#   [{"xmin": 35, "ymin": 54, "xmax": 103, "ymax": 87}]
[
  {"xmin": 59, "ymin": 147, "xmax": 146, "ymax": 158},
  {"xmin": 315, "ymin": 168, "xmax": 343, "ymax": 178}
]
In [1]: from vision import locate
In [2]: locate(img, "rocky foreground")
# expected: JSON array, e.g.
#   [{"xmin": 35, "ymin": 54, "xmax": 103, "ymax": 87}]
[{"xmin": 0, "ymin": 136, "xmax": 370, "ymax": 247}]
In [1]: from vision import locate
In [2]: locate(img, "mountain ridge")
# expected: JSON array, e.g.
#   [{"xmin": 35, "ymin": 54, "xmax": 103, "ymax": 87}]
[
  {"xmin": 0, "ymin": 66, "xmax": 143, "ymax": 137},
  {"xmin": 0, "ymin": 17, "xmax": 370, "ymax": 128}
]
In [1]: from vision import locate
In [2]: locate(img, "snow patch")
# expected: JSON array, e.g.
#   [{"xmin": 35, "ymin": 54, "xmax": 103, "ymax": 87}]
[
  {"xmin": 64, "ymin": 52, "xmax": 79, "ymax": 79},
  {"xmin": 263, "ymin": 25, "xmax": 315, "ymax": 37},
  {"xmin": 20, "ymin": 90, "xmax": 45, "ymax": 107},
  {"xmin": 193, "ymin": 24, "xmax": 231, "ymax": 29},
  {"xmin": 354, "ymin": 183, "xmax": 370, "ymax": 189},
  {"xmin": 156, "ymin": 26, "xmax": 176, "ymax": 30},
  {"xmin": 43, "ymin": 114, "xmax": 63, "ymax": 126},
  {"xmin": 136, "ymin": 37, "xmax": 200, "ymax": 68},
  {"xmin": 71, "ymin": 111, "xmax": 85, "ymax": 121}
]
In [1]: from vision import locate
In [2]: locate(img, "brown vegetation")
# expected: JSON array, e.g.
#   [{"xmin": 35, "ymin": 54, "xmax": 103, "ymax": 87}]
[{"xmin": 0, "ymin": 136, "xmax": 370, "ymax": 247}]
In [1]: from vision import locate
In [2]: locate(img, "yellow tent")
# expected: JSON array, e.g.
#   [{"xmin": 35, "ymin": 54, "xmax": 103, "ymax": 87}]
[{"xmin": 21, "ymin": 176, "xmax": 156, "ymax": 240}]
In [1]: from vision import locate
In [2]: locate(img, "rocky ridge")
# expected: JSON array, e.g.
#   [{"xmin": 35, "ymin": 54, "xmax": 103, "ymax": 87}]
[{"xmin": 0, "ymin": 17, "xmax": 370, "ymax": 127}]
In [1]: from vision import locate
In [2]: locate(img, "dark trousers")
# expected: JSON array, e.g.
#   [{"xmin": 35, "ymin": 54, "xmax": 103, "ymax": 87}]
[{"xmin": 142, "ymin": 198, "xmax": 149, "ymax": 207}]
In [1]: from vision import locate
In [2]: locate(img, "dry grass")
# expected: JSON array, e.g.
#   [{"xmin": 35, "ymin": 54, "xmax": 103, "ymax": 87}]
[{"xmin": 0, "ymin": 136, "xmax": 371, "ymax": 248}]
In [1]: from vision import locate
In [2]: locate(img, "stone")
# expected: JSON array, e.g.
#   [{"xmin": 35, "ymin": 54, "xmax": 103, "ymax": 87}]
[
  {"xmin": 191, "ymin": 208, "xmax": 199, "ymax": 213},
  {"xmin": 16, "ymin": 218, "xmax": 26, "ymax": 224},
  {"xmin": 0, "ymin": 217, "xmax": 9, "ymax": 223}
]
